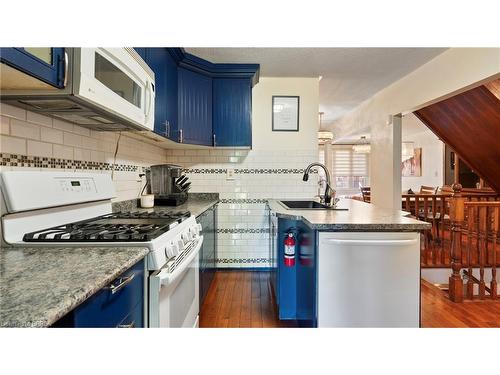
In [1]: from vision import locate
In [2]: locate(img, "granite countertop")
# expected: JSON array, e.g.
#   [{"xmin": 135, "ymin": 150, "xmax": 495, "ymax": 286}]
[
  {"xmin": 268, "ymin": 198, "xmax": 431, "ymax": 231},
  {"xmin": 113, "ymin": 193, "xmax": 219, "ymax": 218},
  {"xmin": 0, "ymin": 246, "xmax": 149, "ymax": 328}
]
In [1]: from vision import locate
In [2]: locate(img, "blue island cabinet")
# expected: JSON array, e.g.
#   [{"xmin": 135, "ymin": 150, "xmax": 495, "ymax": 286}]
[
  {"xmin": 274, "ymin": 217, "xmax": 317, "ymax": 327},
  {"xmin": 178, "ymin": 67, "xmax": 213, "ymax": 146},
  {"xmin": 0, "ymin": 48, "xmax": 66, "ymax": 88},
  {"xmin": 212, "ymin": 78, "xmax": 252, "ymax": 147},
  {"xmin": 52, "ymin": 259, "xmax": 145, "ymax": 328}
]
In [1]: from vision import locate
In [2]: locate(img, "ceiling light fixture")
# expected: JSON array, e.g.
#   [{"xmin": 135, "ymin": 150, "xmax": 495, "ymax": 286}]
[
  {"xmin": 317, "ymin": 112, "xmax": 334, "ymax": 144},
  {"xmin": 352, "ymin": 136, "xmax": 371, "ymax": 153}
]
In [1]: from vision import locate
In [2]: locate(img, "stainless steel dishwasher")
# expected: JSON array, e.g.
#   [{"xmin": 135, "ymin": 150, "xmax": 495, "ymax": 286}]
[{"xmin": 317, "ymin": 232, "xmax": 420, "ymax": 327}]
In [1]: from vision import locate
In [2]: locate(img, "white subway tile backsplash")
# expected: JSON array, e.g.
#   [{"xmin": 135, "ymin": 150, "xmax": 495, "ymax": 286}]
[
  {"xmin": 0, "ymin": 116, "xmax": 10, "ymax": 135},
  {"xmin": 53, "ymin": 144, "xmax": 74, "ymax": 159},
  {"xmin": 91, "ymin": 150, "xmax": 105, "ymax": 163},
  {"xmin": 1, "ymin": 110, "xmax": 167, "ymax": 202},
  {"xmin": 63, "ymin": 132, "xmax": 83, "ymax": 147},
  {"xmin": 40, "ymin": 127, "xmax": 64, "ymax": 144},
  {"xmin": 72, "ymin": 125, "xmax": 91, "ymax": 137},
  {"xmin": 1, "ymin": 135, "xmax": 26, "ymax": 154},
  {"xmin": 10, "ymin": 119, "xmax": 40, "ymax": 140},
  {"xmin": 74, "ymin": 148, "xmax": 91, "ymax": 161},
  {"xmin": 0, "ymin": 103, "xmax": 26, "ymax": 120},
  {"xmin": 53, "ymin": 118, "xmax": 74, "ymax": 132},
  {"xmin": 27, "ymin": 140, "xmax": 53, "ymax": 158},
  {"xmin": 26, "ymin": 111, "xmax": 53, "ymax": 127}
]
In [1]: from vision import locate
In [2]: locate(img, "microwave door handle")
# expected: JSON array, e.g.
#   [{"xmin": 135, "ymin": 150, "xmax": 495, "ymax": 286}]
[{"xmin": 158, "ymin": 236, "xmax": 203, "ymax": 287}]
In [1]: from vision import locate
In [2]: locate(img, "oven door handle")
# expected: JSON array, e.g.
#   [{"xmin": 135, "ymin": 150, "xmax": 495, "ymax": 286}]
[{"xmin": 158, "ymin": 235, "xmax": 203, "ymax": 287}]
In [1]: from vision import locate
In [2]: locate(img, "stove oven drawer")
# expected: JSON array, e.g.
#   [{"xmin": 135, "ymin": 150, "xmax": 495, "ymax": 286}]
[{"xmin": 52, "ymin": 259, "xmax": 145, "ymax": 328}]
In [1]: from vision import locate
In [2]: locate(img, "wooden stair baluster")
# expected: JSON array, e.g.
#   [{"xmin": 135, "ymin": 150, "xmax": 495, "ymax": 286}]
[
  {"xmin": 449, "ymin": 184, "xmax": 465, "ymax": 302},
  {"xmin": 491, "ymin": 207, "xmax": 499, "ymax": 299},
  {"xmin": 466, "ymin": 206, "xmax": 474, "ymax": 299},
  {"xmin": 478, "ymin": 206, "xmax": 487, "ymax": 299}
]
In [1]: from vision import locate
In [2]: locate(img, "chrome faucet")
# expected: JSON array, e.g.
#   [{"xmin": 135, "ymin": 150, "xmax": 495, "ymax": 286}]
[{"xmin": 302, "ymin": 162, "xmax": 336, "ymax": 207}]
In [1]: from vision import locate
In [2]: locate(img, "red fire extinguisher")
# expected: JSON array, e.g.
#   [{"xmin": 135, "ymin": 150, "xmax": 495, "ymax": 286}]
[{"xmin": 284, "ymin": 233, "xmax": 296, "ymax": 267}]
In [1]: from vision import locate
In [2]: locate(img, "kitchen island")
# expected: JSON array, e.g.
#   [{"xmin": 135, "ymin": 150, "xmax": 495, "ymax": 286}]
[
  {"xmin": 267, "ymin": 198, "xmax": 431, "ymax": 328},
  {"xmin": 0, "ymin": 246, "xmax": 148, "ymax": 327}
]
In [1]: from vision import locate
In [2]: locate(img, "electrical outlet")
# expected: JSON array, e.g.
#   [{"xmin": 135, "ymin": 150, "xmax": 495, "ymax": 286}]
[{"xmin": 226, "ymin": 168, "xmax": 235, "ymax": 180}]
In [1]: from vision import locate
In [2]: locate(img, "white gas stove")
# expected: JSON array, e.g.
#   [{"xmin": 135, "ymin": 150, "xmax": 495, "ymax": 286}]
[{"xmin": 0, "ymin": 171, "xmax": 203, "ymax": 328}]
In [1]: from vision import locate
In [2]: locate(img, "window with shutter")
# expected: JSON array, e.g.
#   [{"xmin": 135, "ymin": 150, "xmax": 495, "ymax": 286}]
[{"xmin": 329, "ymin": 145, "xmax": 370, "ymax": 196}]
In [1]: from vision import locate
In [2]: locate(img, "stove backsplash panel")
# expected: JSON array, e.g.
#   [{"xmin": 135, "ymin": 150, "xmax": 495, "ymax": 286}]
[{"xmin": 0, "ymin": 103, "xmax": 167, "ymax": 202}]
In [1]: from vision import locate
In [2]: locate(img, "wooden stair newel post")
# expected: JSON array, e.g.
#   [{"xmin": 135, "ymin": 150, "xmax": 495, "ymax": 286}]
[{"xmin": 449, "ymin": 184, "xmax": 465, "ymax": 302}]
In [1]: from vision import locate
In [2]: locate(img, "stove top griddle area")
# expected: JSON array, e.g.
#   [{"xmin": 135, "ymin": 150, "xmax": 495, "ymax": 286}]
[{"xmin": 23, "ymin": 210, "xmax": 191, "ymax": 242}]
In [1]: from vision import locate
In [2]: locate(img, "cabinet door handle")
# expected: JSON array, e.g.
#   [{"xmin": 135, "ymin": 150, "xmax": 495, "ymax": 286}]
[
  {"xmin": 179, "ymin": 129, "xmax": 183, "ymax": 143},
  {"xmin": 117, "ymin": 321, "xmax": 135, "ymax": 328},
  {"xmin": 165, "ymin": 120, "xmax": 170, "ymax": 137},
  {"xmin": 63, "ymin": 51, "xmax": 69, "ymax": 87},
  {"xmin": 107, "ymin": 273, "xmax": 135, "ymax": 294},
  {"xmin": 213, "ymin": 134, "xmax": 216, "ymax": 147}
]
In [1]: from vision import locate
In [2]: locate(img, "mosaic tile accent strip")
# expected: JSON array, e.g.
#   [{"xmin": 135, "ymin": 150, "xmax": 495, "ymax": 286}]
[
  {"xmin": 185, "ymin": 168, "xmax": 317, "ymax": 174},
  {"xmin": 217, "ymin": 228, "xmax": 270, "ymax": 234},
  {"xmin": 216, "ymin": 258, "xmax": 269, "ymax": 264},
  {"xmin": 0, "ymin": 153, "xmax": 143, "ymax": 172},
  {"xmin": 219, "ymin": 198, "xmax": 268, "ymax": 204}
]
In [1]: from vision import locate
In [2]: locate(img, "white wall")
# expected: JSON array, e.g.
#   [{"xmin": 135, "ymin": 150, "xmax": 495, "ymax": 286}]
[
  {"xmin": 252, "ymin": 77, "xmax": 319, "ymax": 150},
  {"xmin": 401, "ymin": 113, "xmax": 444, "ymax": 192},
  {"xmin": 329, "ymin": 48, "xmax": 500, "ymax": 209},
  {"xmin": 165, "ymin": 77, "xmax": 320, "ymax": 268}
]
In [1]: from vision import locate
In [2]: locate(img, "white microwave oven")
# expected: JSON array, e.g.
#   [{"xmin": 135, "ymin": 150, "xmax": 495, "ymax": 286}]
[{"xmin": 0, "ymin": 48, "xmax": 155, "ymax": 131}]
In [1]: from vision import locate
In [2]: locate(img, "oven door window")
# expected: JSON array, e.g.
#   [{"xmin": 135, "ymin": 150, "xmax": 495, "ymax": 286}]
[{"xmin": 94, "ymin": 52, "xmax": 142, "ymax": 108}]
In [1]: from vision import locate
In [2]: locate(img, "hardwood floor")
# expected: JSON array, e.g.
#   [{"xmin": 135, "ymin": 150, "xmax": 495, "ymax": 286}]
[
  {"xmin": 420, "ymin": 279, "xmax": 500, "ymax": 328},
  {"xmin": 200, "ymin": 271, "xmax": 500, "ymax": 328},
  {"xmin": 199, "ymin": 271, "xmax": 297, "ymax": 328}
]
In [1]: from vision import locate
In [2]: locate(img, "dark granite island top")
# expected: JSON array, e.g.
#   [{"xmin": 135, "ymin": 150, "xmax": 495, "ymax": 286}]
[
  {"xmin": 267, "ymin": 198, "xmax": 431, "ymax": 231},
  {"xmin": 0, "ymin": 246, "xmax": 148, "ymax": 328}
]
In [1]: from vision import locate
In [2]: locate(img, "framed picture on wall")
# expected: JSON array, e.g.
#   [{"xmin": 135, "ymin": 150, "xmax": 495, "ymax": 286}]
[
  {"xmin": 401, "ymin": 147, "xmax": 422, "ymax": 177},
  {"xmin": 272, "ymin": 96, "xmax": 299, "ymax": 131}
]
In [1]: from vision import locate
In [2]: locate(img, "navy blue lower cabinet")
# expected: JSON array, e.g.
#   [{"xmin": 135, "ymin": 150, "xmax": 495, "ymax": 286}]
[
  {"xmin": 51, "ymin": 259, "xmax": 145, "ymax": 328},
  {"xmin": 275, "ymin": 218, "xmax": 316, "ymax": 327},
  {"xmin": 178, "ymin": 67, "xmax": 213, "ymax": 145},
  {"xmin": 0, "ymin": 47, "xmax": 66, "ymax": 88},
  {"xmin": 212, "ymin": 78, "xmax": 252, "ymax": 147}
]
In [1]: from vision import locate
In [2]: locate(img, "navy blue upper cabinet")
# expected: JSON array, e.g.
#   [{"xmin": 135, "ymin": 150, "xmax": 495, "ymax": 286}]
[
  {"xmin": 178, "ymin": 67, "xmax": 213, "ymax": 146},
  {"xmin": 0, "ymin": 48, "xmax": 66, "ymax": 88},
  {"xmin": 213, "ymin": 78, "xmax": 252, "ymax": 147},
  {"xmin": 143, "ymin": 48, "xmax": 178, "ymax": 140}
]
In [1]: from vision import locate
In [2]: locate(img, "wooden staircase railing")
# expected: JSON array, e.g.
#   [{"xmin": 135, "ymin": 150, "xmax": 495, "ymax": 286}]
[
  {"xmin": 448, "ymin": 184, "xmax": 500, "ymax": 302},
  {"xmin": 403, "ymin": 188, "xmax": 499, "ymax": 267}
]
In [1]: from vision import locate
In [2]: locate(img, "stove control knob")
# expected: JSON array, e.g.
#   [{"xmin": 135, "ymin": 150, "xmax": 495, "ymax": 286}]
[
  {"xmin": 189, "ymin": 226, "xmax": 198, "ymax": 238},
  {"xmin": 196, "ymin": 223, "xmax": 203, "ymax": 234},
  {"xmin": 184, "ymin": 230, "xmax": 193, "ymax": 241},
  {"xmin": 177, "ymin": 239, "xmax": 185, "ymax": 250},
  {"xmin": 165, "ymin": 242, "xmax": 179, "ymax": 258}
]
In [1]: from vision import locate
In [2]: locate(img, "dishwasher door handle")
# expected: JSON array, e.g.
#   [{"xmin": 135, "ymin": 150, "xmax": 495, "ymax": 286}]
[{"xmin": 321, "ymin": 238, "xmax": 418, "ymax": 246}]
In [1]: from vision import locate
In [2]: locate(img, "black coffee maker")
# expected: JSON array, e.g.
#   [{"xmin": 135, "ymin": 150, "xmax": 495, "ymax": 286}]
[{"xmin": 145, "ymin": 164, "xmax": 190, "ymax": 206}]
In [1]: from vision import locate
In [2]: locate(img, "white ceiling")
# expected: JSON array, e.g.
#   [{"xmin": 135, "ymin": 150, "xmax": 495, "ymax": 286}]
[{"xmin": 186, "ymin": 48, "xmax": 447, "ymax": 124}]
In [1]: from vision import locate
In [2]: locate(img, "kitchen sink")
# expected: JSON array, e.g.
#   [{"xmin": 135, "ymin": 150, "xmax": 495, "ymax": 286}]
[{"xmin": 278, "ymin": 200, "xmax": 348, "ymax": 210}]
